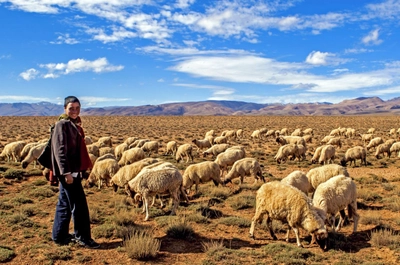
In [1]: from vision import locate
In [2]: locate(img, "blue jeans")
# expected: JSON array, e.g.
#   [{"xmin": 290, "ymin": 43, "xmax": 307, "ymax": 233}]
[{"xmin": 52, "ymin": 176, "xmax": 91, "ymax": 242}]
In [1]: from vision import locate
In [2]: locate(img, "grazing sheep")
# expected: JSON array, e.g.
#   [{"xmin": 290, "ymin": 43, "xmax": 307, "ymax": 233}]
[
  {"xmin": 276, "ymin": 136, "xmax": 306, "ymax": 147},
  {"xmin": 359, "ymin": 133, "xmax": 373, "ymax": 144},
  {"xmin": 20, "ymin": 142, "xmax": 39, "ymax": 161},
  {"xmin": 389, "ymin": 142, "xmax": 400, "ymax": 157},
  {"xmin": 84, "ymin": 136, "xmax": 93, "ymax": 145},
  {"xmin": 86, "ymin": 144, "xmax": 100, "ymax": 157},
  {"xmin": 0, "ymin": 141, "xmax": 26, "ymax": 162},
  {"xmin": 214, "ymin": 148, "xmax": 246, "ymax": 177},
  {"xmin": 213, "ymin": 136, "xmax": 228, "ymax": 145},
  {"xmin": 249, "ymin": 181, "xmax": 328, "ymax": 247},
  {"xmin": 99, "ymin": 147, "xmax": 114, "ymax": 157},
  {"xmin": 385, "ymin": 139, "xmax": 396, "ymax": 146},
  {"xmin": 192, "ymin": 138, "xmax": 212, "ymax": 152},
  {"xmin": 89, "ymin": 153, "xmax": 98, "ymax": 166},
  {"xmin": 165, "ymin": 141, "xmax": 178, "ymax": 156},
  {"xmin": 306, "ymin": 164, "xmax": 349, "ymax": 195},
  {"xmin": 21, "ymin": 142, "xmax": 46, "ymax": 169},
  {"xmin": 250, "ymin": 130, "xmax": 261, "ymax": 142},
  {"xmin": 124, "ymin": 137, "xmax": 139, "ymax": 146},
  {"xmin": 129, "ymin": 139, "xmax": 150, "ymax": 148},
  {"xmin": 95, "ymin": 153, "xmax": 117, "ymax": 162},
  {"xmin": 114, "ymin": 143, "xmax": 129, "ymax": 160},
  {"xmin": 182, "ymin": 161, "xmax": 222, "ymax": 195},
  {"xmin": 296, "ymin": 144, "xmax": 307, "ymax": 162},
  {"xmin": 311, "ymin": 145, "xmax": 325, "ymax": 164},
  {"xmin": 224, "ymin": 130, "xmax": 237, "ymax": 140},
  {"xmin": 374, "ymin": 143, "xmax": 391, "ymax": 159},
  {"xmin": 329, "ymin": 128, "xmax": 341, "ymax": 137},
  {"xmin": 223, "ymin": 157, "xmax": 264, "ymax": 184},
  {"xmin": 340, "ymin": 146, "xmax": 367, "ymax": 167},
  {"xmin": 389, "ymin": 128, "xmax": 396, "ymax": 137},
  {"xmin": 367, "ymin": 128, "xmax": 376, "ymax": 134},
  {"xmin": 118, "ymin": 147, "xmax": 146, "ymax": 166},
  {"xmin": 86, "ymin": 156, "xmax": 119, "ymax": 189},
  {"xmin": 345, "ymin": 128, "xmax": 356, "ymax": 138},
  {"xmin": 265, "ymin": 129, "xmax": 276, "ymax": 139},
  {"xmin": 202, "ymin": 144, "xmax": 230, "ymax": 158},
  {"xmin": 96, "ymin": 136, "xmax": 112, "ymax": 148},
  {"xmin": 366, "ymin": 137, "xmax": 384, "ymax": 151},
  {"xmin": 236, "ymin": 129, "xmax": 244, "ymax": 139},
  {"xmin": 326, "ymin": 137, "xmax": 342, "ymax": 149},
  {"xmin": 281, "ymin": 170, "xmax": 310, "ymax": 195},
  {"xmin": 280, "ymin": 128, "xmax": 289, "ymax": 136},
  {"xmin": 318, "ymin": 145, "xmax": 336, "ymax": 165},
  {"xmin": 175, "ymin": 144, "xmax": 194, "ymax": 163},
  {"xmin": 313, "ymin": 175, "xmax": 359, "ymax": 233},
  {"xmin": 141, "ymin": 140, "xmax": 160, "ymax": 156},
  {"xmin": 303, "ymin": 134, "xmax": 313, "ymax": 144},
  {"xmin": 274, "ymin": 144, "xmax": 299, "ymax": 164},
  {"xmin": 320, "ymin": 135, "xmax": 335, "ymax": 144},
  {"xmin": 291, "ymin": 128, "xmax": 303, "ymax": 137},
  {"xmin": 127, "ymin": 165, "xmax": 187, "ymax": 221},
  {"xmin": 205, "ymin": 129, "xmax": 215, "ymax": 138},
  {"xmin": 303, "ymin": 128, "xmax": 314, "ymax": 136},
  {"xmin": 111, "ymin": 157, "xmax": 161, "ymax": 192}
]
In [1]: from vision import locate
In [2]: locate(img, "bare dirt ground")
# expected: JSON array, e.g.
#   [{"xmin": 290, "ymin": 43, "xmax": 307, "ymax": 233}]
[{"xmin": 1, "ymin": 115, "xmax": 400, "ymax": 265}]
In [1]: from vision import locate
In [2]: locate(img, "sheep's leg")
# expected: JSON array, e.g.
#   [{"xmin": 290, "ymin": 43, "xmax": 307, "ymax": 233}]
[
  {"xmin": 285, "ymin": 229, "xmax": 291, "ymax": 242},
  {"xmin": 249, "ymin": 208, "xmax": 266, "ymax": 239},
  {"xmin": 335, "ymin": 210, "xmax": 346, "ymax": 232},
  {"xmin": 292, "ymin": 227, "xmax": 303, "ymax": 247},
  {"xmin": 143, "ymin": 195, "xmax": 150, "ymax": 221},
  {"xmin": 266, "ymin": 217, "xmax": 278, "ymax": 240},
  {"xmin": 170, "ymin": 190, "xmax": 179, "ymax": 216}
]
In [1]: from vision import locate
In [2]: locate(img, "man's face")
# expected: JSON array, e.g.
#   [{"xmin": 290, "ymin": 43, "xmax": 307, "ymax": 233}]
[{"xmin": 65, "ymin": 102, "xmax": 80, "ymax": 119}]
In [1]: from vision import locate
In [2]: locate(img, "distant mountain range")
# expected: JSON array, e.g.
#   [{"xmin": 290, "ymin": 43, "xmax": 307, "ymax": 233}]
[{"xmin": 1, "ymin": 97, "xmax": 400, "ymax": 116}]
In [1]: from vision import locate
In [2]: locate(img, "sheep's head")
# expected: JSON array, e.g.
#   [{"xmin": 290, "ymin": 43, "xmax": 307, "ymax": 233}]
[
  {"xmin": 340, "ymin": 158, "xmax": 347, "ymax": 167},
  {"xmin": 21, "ymin": 161, "xmax": 29, "ymax": 169},
  {"xmin": 133, "ymin": 193, "xmax": 143, "ymax": 208}
]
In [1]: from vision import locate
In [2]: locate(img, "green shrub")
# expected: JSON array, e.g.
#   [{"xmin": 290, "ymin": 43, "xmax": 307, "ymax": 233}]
[
  {"xmin": 166, "ymin": 219, "xmax": 195, "ymax": 239},
  {"xmin": 227, "ymin": 195, "xmax": 255, "ymax": 210},
  {"xmin": 44, "ymin": 246, "xmax": 72, "ymax": 261},
  {"xmin": 0, "ymin": 246, "xmax": 15, "ymax": 262},
  {"xmin": 3, "ymin": 169, "xmax": 25, "ymax": 180},
  {"xmin": 218, "ymin": 216, "xmax": 251, "ymax": 228}
]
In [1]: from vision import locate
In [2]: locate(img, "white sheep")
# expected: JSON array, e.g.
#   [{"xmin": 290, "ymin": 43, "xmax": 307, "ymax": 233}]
[
  {"xmin": 374, "ymin": 143, "xmax": 391, "ymax": 159},
  {"xmin": 175, "ymin": 143, "xmax": 193, "ymax": 163},
  {"xmin": 303, "ymin": 134, "xmax": 313, "ymax": 144},
  {"xmin": 313, "ymin": 174, "xmax": 359, "ymax": 233},
  {"xmin": 276, "ymin": 136, "xmax": 306, "ymax": 147},
  {"xmin": 205, "ymin": 129, "xmax": 215, "ymax": 138},
  {"xmin": 20, "ymin": 142, "xmax": 39, "ymax": 161},
  {"xmin": 124, "ymin": 137, "xmax": 139, "ymax": 146},
  {"xmin": 359, "ymin": 133, "xmax": 373, "ymax": 144},
  {"xmin": 311, "ymin": 145, "xmax": 324, "ymax": 164},
  {"xmin": 164, "ymin": 141, "xmax": 178, "ymax": 156},
  {"xmin": 236, "ymin": 129, "xmax": 244, "ymax": 139},
  {"xmin": 340, "ymin": 146, "xmax": 367, "ymax": 167},
  {"xmin": 302, "ymin": 128, "xmax": 314, "ymax": 136},
  {"xmin": 296, "ymin": 144, "xmax": 307, "ymax": 162},
  {"xmin": 129, "ymin": 139, "xmax": 150, "ymax": 148},
  {"xmin": 274, "ymin": 144, "xmax": 299, "ymax": 164},
  {"xmin": 99, "ymin": 147, "xmax": 114, "ymax": 157},
  {"xmin": 96, "ymin": 136, "xmax": 112, "ymax": 148},
  {"xmin": 182, "ymin": 161, "xmax": 222, "ymax": 195},
  {"xmin": 118, "ymin": 147, "xmax": 146, "ymax": 166},
  {"xmin": 192, "ymin": 138, "xmax": 212, "ymax": 152},
  {"xmin": 389, "ymin": 128, "xmax": 396, "ymax": 137},
  {"xmin": 326, "ymin": 137, "xmax": 342, "ymax": 149},
  {"xmin": 320, "ymin": 135, "xmax": 335, "ymax": 144},
  {"xmin": 214, "ymin": 148, "xmax": 245, "ymax": 177},
  {"xmin": 280, "ymin": 128, "xmax": 289, "ymax": 136},
  {"xmin": 86, "ymin": 156, "xmax": 119, "ymax": 189},
  {"xmin": 389, "ymin": 142, "xmax": 400, "ymax": 157},
  {"xmin": 367, "ymin": 127, "xmax": 376, "ymax": 134},
  {"xmin": 111, "ymin": 157, "xmax": 161, "ymax": 192},
  {"xmin": 281, "ymin": 170, "xmax": 310, "ymax": 195},
  {"xmin": 223, "ymin": 157, "xmax": 264, "ymax": 184},
  {"xmin": 385, "ymin": 139, "xmax": 396, "ymax": 146},
  {"xmin": 224, "ymin": 130, "xmax": 237, "ymax": 140},
  {"xmin": 21, "ymin": 142, "xmax": 46, "ymax": 169},
  {"xmin": 249, "ymin": 181, "xmax": 328, "ymax": 248},
  {"xmin": 141, "ymin": 140, "xmax": 160, "ymax": 156},
  {"xmin": 345, "ymin": 128, "xmax": 356, "ymax": 138},
  {"xmin": 84, "ymin": 136, "xmax": 93, "ymax": 145},
  {"xmin": 366, "ymin": 137, "xmax": 384, "ymax": 151},
  {"xmin": 291, "ymin": 128, "xmax": 303, "ymax": 137},
  {"xmin": 0, "ymin": 141, "xmax": 26, "ymax": 163},
  {"xmin": 250, "ymin": 130, "xmax": 261, "ymax": 142},
  {"xmin": 306, "ymin": 164, "xmax": 349, "ymax": 195},
  {"xmin": 265, "ymin": 129, "xmax": 276, "ymax": 138},
  {"xmin": 114, "ymin": 143, "xmax": 129, "ymax": 160},
  {"xmin": 127, "ymin": 164, "xmax": 188, "ymax": 221},
  {"xmin": 86, "ymin": 144, "xmax": 100, "ymax": 157},
  {"xmin": 213, "ymin": 136, "xmax": 228, "ymax": 145},
  {"xmin": 202, "ymin": 143, "xmax": 230, "ymax": 158},
  {"xmin": 318, "ymin": 144, "xmax": 336, "ymax": 165},
  {"xmin": 329, "ymin": 128, "xmax": 341, "ymax": 137}
]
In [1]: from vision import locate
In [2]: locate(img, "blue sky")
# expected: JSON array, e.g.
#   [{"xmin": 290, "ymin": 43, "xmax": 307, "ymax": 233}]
[{"xmin": 1, "ymin": 0, "xmax": 400, "ymax": 108}]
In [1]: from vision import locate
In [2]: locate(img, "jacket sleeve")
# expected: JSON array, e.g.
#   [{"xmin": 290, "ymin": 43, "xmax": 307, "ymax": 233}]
[{"xmin": 51, "ymin": 120, "xmax": 70, "ymax": 175}]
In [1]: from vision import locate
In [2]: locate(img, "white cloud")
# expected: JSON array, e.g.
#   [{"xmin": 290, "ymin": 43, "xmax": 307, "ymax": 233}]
[
  {"xmin": 19, "ymin": 68, "xmax": 39, "ymax": 81},
  {"xmin": 366, "ymin": 0, "xmax": 400, "ymax": 19},
  {"xmin": 79, "ymin": 96, "xmax": 131, "ymax": 107},
  {"xmin": 50, "ymin": 34, "xmax": 79, "ymax": 45},
  {"xmin": 157, "ymin": 78, "xmax": 165, "ymax": 82},
  {"xmin": 344, "ymin": 48, "xmax": 373, "ymax": 54},
  {"xmin": 363, "ymin": 86, "xmax": 400, "ymax": 96},
  {"xmin": 86, "ymin": 27, "xmax": 137, "ymax": 43},
  {"xmin": 362, "ymin": 29, "xmax": 383, "ymax": 45},
  {"xmin": 306, "ymin": 51, "xmax": 333, "ymax": 65},
  {"xmin": 0, "ymin": 54, "xmax": 11, "ymax": 59},
  {"xmin": 0, "ymin": 95, "xmax": 51, "ymax": 103},
  {"xmin": 137, "ymin": 45, "xmax": 256, "ymax": 56},
  {"xmin": 175, "ymin": 0, "xmax": 196, "ymax": 9}
]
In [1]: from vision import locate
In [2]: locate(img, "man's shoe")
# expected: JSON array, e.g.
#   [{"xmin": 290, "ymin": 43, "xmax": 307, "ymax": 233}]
[{"xmin": 76, "ymin": 238, "xmax": 100, "ymax": 249}]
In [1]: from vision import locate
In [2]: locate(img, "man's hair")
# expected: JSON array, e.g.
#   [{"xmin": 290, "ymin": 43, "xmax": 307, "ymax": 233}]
[{"xmin": 64, "ymin": 96, "xmax": 81, "ymax": 108}]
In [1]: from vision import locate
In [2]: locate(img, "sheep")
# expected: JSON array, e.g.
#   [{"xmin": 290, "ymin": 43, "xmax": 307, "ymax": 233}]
[
  {"xmin": 276, "ymin": 136, "xmax": 306, "ymax": 147},
  {"xmin": 389, "ymin": 142, "xmax": 400, "ymax": 157},
  {"xmin": 86, "ymin": 144, "xmax": 100, "ymax": 157},
  {"xmin": 236, "ymin": 129, "xmax": 244, "ymax": 139},
  {"xmin": 20, "ymin": 142, "xmax": 39, "ymax": 161},
  {"xmin": 339, "ymin": 127, "xmax": 347, "ymax": 136},
  {"xmin": 359, "ymin": 133, "xmax": 373, "ymax": 144},
  {"xmin": 95, "ymin": 153, "xmax": 117, "ymax": 162},
  {"xmin": 114, "ymin": 143, "xmax": 129, "ymax": 160},
  {"xmin": 141, "ymin": 140, "xmax": 160, "ymax": 156},
  {"xmin": 320, "ymin": 135, "xmax": 335, "ymax": 144},
  {"xmin": 111, "ymin": 157, "xmax": 161, "ymax": 192},
  {"xmin": 99, "ymin": 147, "xmax": 114, "ymax": 157},
  {"xmin": 165, "ymin": 141, "xmax": 178, "ymax": 156},
  {"xmin": 389, "ymin": 128, "xmax": 396, "ymax": 137},
  {"xmin": 326, "ymin": 137, "xmax": 342, "ymax": 149},
  {"xmin": 385, "ymin": 139, "xmax": 396, "ymax": 146},
  {"xmin": 84, "ymin": 136, "xmax": 93, "ymax": 145},
  {"xmin": 182, "ymin": 161, "xmax": 222, "ymax": 195},
  {"xmin": 340, "ymin": 146, "xmax": 367, "ymax": 167},
  {"xmin": 213, "ymin": 136, "xmax": 228, "ymax": 145},
  {"xmin": 89, "ymin": 153, "xmax": 98, "ymax": 166},
  {"xmin": 202, "ymin": 144, "xmax": 230, "ymax": 158},
  {"xmin": 224, "ymin": 130, "xmax": 237, "ymax": 140},
  {"xmin": 296, "ymin": 144, "xmax": 307, "ymax": 162},
  {"xmin": 311, "ymin": 145, "xmax": 325, "ymax": 164},
  {"xmin": 367, "ymin": 128, "xmax": 376, "ymax": 134},
  {"xmin": 329, "ymin": 128, "xmax": 341, "ymax": 137},
  {"xmin": 86, "ymin": 156, "xmax": 119, "ymax": 189},
  {"xmin": 281, "ymin": 170, "xmax": 310, "ymax": 195},
  {"xmin": 302, "ymin": 128, "xmax": 314, "ymax": 136},
  {"xmin": 265, "ymin": 129, "xmax": 276, "ymax": 138},
  {"xmin": 214, "ymin": 148, "xmax": 245, "ymax": 177},
  {"xmin": 175, "ymin": 144, "xmax": 193, "ymax": 163},
  {"xmin": 313, "ymin": 175, "xmax": 359, "ymax": 233},
  {"xmin": 124, "ymin": 136, "xmax": 138, "ymax": 146},
  {"xmin": 129, "ymin": 139, "xmax": 150, "ymax": 148},
  {"xmin": 192, "ymin": 138, "xmax": 212, "ymax": 152},
  {"xmin": 306, "ymin": 164, "xmax": 349, "ymax": 195},
  {"xmin": 21, "ymin": 142, "xmax": 47, "ymax": 169},
  {"xmin": 205, "ymin": 129, "xmax": 215, "ymax": 138},
  {"xmin": 374, "ymin": 143, "xmax": 391, "ymax": 159},
  {"xmin": 366, "ymin": 137, "xmax": 384, "ymax": 151},
  {"xmin": 0, "ymin": 141, "xmax": 26, "ymax": 163},
  {"xmin": 205, "ymin": 135, "xmax": 214, "ymax": 146},
  {"xmin": 318, "ymin": 145, "xmax": 336, "ymax": 165},
  {"xmin": 345, "ymin": 128, "xmax": 356, "ymax": 138},
  {"xmin": 223, "ymin": 157, "xmax": 264, "ymax": 184},
  {"xmin": 126, "ymin": 164, "xmax": 187, "ymax": 221},
  {"xmin": 249, "ymin": 181, "xmax": 328, "ymax": 248},
  {"xmin": 96, "ymin": 136, "xmax": 112, "ymax": 148},
  {"xmin": 280, "ymin": 128, "xmax": 289, "ymax": 136},
  {"xmin": 303, "ymin": 134, "xmax": 313, "ymax": 144},
  {"xmin": 250, "ymin": 130, "xmax": 261, "ymax": 142},
  {"xmin": 291, "ymin": 128, "xmax": 303, "ymax": 137},
  {"xmin": 274, "ymin": 144, "xmax": 299, "ymax": 164},
  {"xmin": 118, "ymin": 147, "xmax": 146, "ymax": 167}
]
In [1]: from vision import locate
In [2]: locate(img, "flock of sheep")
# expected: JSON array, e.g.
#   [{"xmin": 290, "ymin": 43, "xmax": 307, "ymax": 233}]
[{"xmin": 1, "ymin": 124, "xmax": 399, "ymax": 249}]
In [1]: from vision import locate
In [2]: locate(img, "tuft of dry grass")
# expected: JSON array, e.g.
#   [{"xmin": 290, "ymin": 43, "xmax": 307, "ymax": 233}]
[{"xmin": 123, "ymin": 230, "xmax": 161, "ymax": 260}]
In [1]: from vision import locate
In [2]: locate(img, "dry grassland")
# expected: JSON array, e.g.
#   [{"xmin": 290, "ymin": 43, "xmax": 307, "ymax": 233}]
[{"xmin": 1, "ymin": 115, "xmax": 400, "ymax": 265}]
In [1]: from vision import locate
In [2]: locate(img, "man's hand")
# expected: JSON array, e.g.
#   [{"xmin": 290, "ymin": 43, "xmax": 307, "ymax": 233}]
[{"xmin": 65, "ymin": 174, "xmax": 73, "ymax": 184}]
